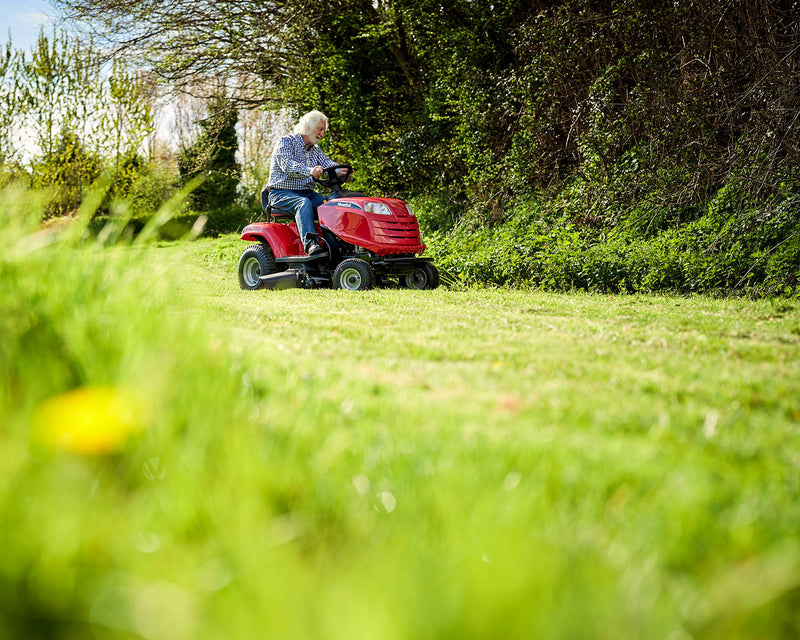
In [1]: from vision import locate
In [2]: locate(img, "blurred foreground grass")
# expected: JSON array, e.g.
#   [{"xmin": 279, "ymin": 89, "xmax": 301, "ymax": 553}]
[{"xmin": 1, "ymin": 186, "xmax": 799, "ymax": 638}]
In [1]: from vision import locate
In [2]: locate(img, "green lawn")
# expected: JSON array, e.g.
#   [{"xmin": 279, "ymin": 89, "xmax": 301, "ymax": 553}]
[{"xmin": 2, "ymin": 212, "xmax": 799, "ymax": 638}]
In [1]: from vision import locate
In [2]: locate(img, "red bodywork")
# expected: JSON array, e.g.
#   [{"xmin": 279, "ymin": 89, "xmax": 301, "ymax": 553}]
[
  {"xmin": 240, "ymin": 197, "xmax": 426, "ymax": 257},
  {"xmin": 241, "ymin": 220, "xmax": 305, "ymax": 258}
]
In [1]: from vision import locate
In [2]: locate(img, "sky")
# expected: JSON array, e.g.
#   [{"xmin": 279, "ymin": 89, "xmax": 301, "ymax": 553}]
[{"xmin": 0, "ymin": 0, "xmax": 60, "ymax": 52}]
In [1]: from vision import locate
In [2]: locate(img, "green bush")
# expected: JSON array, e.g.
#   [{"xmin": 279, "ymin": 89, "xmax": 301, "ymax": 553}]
[
  {"xmin": 126, "ymin": 163, "xmax": 179, "ymax": 217},
  {"xmin": 176, "ymin": 101, "xmax": 241, "ymax": 213},
  {"xmin": 30, "ymin": 131, "xmax": 102, "ymax": 218},
  {"xmin": 420, "ymin": 180, "xmax": 800, "ymax": 297},
  {"xmin": 200, "ymin": 204, "xmax": 252, "ymax": 236}
]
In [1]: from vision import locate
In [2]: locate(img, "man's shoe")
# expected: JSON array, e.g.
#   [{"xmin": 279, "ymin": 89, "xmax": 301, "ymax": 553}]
[{"xmin": 306, "ymin": 241, "xmax": 324, "ymax": 256}]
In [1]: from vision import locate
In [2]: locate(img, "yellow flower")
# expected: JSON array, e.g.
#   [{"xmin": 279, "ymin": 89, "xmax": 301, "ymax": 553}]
[{"xmin": 33, "ymin": 386, "xmax": 144, "ymax": 455}]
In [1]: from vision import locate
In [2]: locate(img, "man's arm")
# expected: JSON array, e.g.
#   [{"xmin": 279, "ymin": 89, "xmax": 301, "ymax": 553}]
[{"xmin": 311, "ymin": 146, "xmax": 338, "ymax": 170}]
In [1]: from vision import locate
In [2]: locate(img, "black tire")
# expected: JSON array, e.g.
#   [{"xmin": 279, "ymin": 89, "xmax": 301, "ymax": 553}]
[
  {"xmin": 333, "ymin": 258, "xmax": 375, "ymax": 291},
  {"xmin": 403, "ymin": 262, "xmax": 440, "ymax": 290},
  {"xmin": 238, "ymin": 244, "xmax": 277, "ymax": 290}
]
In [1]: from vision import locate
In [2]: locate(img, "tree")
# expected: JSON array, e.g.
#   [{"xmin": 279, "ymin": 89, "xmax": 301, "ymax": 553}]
[
  {"xmin": 51, "ymin": 0, "xmax": 800, "ymax": 225},
  {"xmin": 0, "ymin": 41, "xmax": 21, "ymax": 165},
  {"xmin": 21, "ymin": 29, "xmax": 99, "ymax": 161},
  {"xmin": 30, "ymin": 129, "xmax": 102, "ymax": 217},
  {"xmin": 0, "ymin": 28, "xmax": 163, "ymax": 213},
  {"xmin": 177, "ymin": 99, "xmax": 240, "ymax": 211},
  {"xmin": 105, "ymin": 61, "xmax": 155, "ymax": 181},
  {"xmin": 49, "ymin": 0, "xmax": 552, "ymax": 197}
]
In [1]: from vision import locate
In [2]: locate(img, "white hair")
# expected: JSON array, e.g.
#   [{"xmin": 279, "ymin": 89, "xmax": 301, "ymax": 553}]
[{"xmin": 294, "ymin": 110, "xmax": 329, "ymax": 136}]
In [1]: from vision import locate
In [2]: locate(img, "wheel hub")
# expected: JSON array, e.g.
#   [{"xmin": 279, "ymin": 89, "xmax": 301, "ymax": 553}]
[
  {"xmin": 408, "ymin": 270, "xmax": 427, "ymax": 288},
  {"xmin": 340, "ymin": 268, "xmax": 363, "ymax": 290},
  {"xmin": 242, "ymin": 257, "xmax": 261, "ymax": 287}
]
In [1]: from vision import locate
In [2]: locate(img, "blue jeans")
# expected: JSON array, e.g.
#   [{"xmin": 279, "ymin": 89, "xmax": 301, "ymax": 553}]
[{"xmin": 269, "ymin": 189, "xmax": 328, "ymax": 250}]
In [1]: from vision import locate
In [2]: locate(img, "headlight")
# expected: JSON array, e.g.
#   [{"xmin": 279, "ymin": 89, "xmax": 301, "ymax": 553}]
[
  {"xmin": 364, "ymin": 201, "xmax": 392, "ymax": 216},
  {"xmin": 405, "ymin": 203, "xmax": 414, "ymax": 216}
]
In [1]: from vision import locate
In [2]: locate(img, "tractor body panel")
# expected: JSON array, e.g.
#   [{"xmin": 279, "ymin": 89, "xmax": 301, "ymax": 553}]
[
  {"xmin": 318, "ymin": 198, "xmax": 426, "ymax": 256},
  {"xmin": 241, "ymin": 221, "xmax": 309, "ymax": 258}
]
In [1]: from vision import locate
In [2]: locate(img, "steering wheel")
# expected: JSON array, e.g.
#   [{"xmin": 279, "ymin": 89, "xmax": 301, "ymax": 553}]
[{"xmin": 316, "ymin": 164, "xmax": 354, "ymax": 189}]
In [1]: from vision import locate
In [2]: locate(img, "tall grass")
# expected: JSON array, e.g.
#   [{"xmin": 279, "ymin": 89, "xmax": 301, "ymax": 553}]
[{"xmin": 2, "ymin": 184, "xmax": 800, "ymax": 638}]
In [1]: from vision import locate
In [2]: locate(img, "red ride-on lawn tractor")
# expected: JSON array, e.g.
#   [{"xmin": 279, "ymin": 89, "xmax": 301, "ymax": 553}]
[{"xmin": 237, "ymin": 165, "xmax": 439, "ymax": 291}]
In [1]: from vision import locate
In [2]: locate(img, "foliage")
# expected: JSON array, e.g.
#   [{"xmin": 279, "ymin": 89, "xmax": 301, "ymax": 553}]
[
  {"xmin": 20, "ymin": 29, "xmax": 97, "ymax": 160},
  {"xmin": 104, "ymin": 59, "xmax": 156, "ymax": 191},
  {"xmin": 40, "ymin": 0, "xmax": 800, "ymax": 290},
  {"xmin": 422, "ymin": 178, "xmax": 800, "ymax": 297},
  {"xmin": 2, "ymin": 191, "xmax": 800, "ymax": 636},
  {"xmin": 29, "ymin": 130, "xmax": 102, "ymax": 217},
  {"xmin": 0, "ymin": 29, "xmax": 159, "ymax": 215},
  {"xmin": 119, "ymin": 161, "xmax": 176, "ymax": 215},
  {"xmin": 199, "ymin": 204, "xmax": 251, "ymax": 237},
  {"xmin": 177, "ymin": 100, "xmax": 241, "ymax": 212},
  {"xmin": 0, "ymin": 41, "xmax": 19, "ymax": 163}
]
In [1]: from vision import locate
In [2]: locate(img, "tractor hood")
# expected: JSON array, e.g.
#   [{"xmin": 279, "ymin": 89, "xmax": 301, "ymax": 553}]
[{"xmin": 318, "ymin": 198, "xmax": 426, "ymax": 256}]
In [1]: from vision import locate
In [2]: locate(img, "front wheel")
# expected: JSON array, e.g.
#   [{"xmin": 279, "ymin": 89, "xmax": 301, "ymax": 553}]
[
  {"xmin": 403, "ymin": 262, "xmax": 440, "ymax": 290},
  {"xmin": 333, "ymin": 258, "xmax": 375, "ymax": 291},
  {"xmin": 238, "ymin": 244, "xmax": 277, "ymax": 290}
]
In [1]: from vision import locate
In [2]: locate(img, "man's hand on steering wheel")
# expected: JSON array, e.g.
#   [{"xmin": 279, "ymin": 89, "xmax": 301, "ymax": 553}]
[{"xmin": 315, "ymin": 164, "xmax": 354, "ymax": 188}]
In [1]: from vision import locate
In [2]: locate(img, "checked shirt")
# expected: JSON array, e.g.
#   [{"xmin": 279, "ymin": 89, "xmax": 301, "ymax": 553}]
[{"xmin": 267, "ymin": 133, "xmax": 337, "ymax": 191}]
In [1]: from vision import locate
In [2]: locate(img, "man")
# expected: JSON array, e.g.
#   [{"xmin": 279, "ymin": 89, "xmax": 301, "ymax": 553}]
[{"xmin": 266, "ymin": 110, "xmax": 344, "ymax": 256}]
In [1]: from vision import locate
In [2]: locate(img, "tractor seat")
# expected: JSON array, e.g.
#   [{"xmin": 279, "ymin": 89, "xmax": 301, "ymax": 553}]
[{"xmin": 261, "ymin": 187, "xmax": 294, "ymax": 219}]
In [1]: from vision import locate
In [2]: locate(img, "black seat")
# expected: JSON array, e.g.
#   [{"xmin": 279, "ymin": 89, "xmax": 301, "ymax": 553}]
[{"xmin": 261, "ymin": 187, "xmax": 293, "ymax": 220}]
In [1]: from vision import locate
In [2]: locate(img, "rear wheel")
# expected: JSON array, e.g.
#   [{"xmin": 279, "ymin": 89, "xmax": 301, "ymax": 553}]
[
  {"xmin": 238, "ymin": 244, "xmax": 277, "ymax": 290},
  {"xmin": 403, "ymin": 263, "xmax": 440, "ymax": 290},
  {"xmin": 333, "ymin": 258, "xmax": 375, "ymax": 291}
]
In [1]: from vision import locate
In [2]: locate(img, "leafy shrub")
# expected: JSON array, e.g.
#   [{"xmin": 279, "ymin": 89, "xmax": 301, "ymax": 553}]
[
  {"xmin": 200, "ymin": 204, "xmax": 252, "ymax": 236},
  {"xmin": 125, "ymin": 163, "xmax": 179, "ymax": 217},
  {"xmin": 420, "ymin": 180, "xmax": 800, "ymax": 298},
  {"xmin": 30, "ymin": 131, "xmax": 102, "ymax": 218}
]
